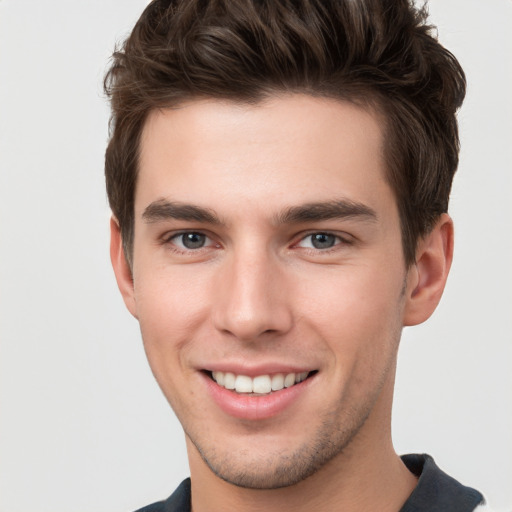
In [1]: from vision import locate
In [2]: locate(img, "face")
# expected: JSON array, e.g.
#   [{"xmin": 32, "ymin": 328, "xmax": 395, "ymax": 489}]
[{"xmin": 119, "ymin": 95, "xmax": 417, "ymax": 488}]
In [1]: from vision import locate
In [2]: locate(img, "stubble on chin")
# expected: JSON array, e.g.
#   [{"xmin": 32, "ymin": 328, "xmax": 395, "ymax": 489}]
[{"xmin": 185, "ymin": 400, "xmax": 375, "ymax": 490}]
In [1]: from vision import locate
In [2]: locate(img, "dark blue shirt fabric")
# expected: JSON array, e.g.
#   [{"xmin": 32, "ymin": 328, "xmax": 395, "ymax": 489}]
[
  {"xmin": 400, "ymin": 454, "xmax": 484, "ymax": 511},
  {"xmin": 134, "ymin": 453, "xmax": 485, "ymax": 512}
]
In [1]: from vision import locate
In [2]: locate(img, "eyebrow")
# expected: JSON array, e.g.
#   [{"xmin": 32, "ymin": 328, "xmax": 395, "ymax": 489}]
[
  {"xmin": 141, "ymin": 198, "xmax": 377, "ymax": 226},
  {"xmin": 275, "ymin": 199, "xmax": 378, "ymax": 225},
  {"xmin": 142, "ymin": 199, "xmax": 221, "ymax": 224}
]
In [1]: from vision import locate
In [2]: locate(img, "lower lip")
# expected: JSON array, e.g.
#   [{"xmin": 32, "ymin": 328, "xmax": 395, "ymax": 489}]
[{"xmin": 202, "ymin": 373, "xmax": 315, "ymax": 421}]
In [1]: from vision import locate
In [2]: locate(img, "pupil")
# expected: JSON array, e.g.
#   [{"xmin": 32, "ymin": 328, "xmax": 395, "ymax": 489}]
[
  {"xmin": 182, "ymin": 232, "xmax": 205, "ymax": 249},
  {"xmin": 312, "ymin": 233, "xmax": 335, "ymax": 249}
]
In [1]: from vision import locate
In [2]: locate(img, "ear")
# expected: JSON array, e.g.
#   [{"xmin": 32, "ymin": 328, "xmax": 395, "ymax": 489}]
[
  {"xmin": 403, "ymin": 213, "xmax": 454, "ymax": 326},
  {"xmin": 110, "ymin": 217, "xmax": 138, "ymax": 319}
]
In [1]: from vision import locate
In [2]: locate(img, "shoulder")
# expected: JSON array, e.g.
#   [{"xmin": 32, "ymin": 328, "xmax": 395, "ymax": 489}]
[
  {"xmin": 400, "ymin": 454, "xmax": 489, "ymax": 512},
  {"xmin": 133, "ymin": 478, "xmax": 191, "ymax": 512},
  {"xmin": 134, "ymin": 459, "xmax": 494, "ymax": 512},
  {"xmin": 473, "ymin": 504, "xmax": 496, "ymax": 512}
]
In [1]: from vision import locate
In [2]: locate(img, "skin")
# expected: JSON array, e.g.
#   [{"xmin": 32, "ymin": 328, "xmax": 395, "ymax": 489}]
[{"xmin": 111, "ymin": 95, "xmax": 453, "ymax": 511}]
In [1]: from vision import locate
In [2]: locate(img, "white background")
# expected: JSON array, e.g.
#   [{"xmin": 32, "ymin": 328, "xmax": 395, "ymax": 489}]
[{"xmin": 0, "ymin": 1, "xmax": 511, "ymax": 511}]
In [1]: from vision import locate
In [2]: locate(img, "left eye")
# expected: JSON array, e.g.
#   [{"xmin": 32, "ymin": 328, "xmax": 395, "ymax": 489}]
[
  {"xmin": 297, "ymin": 233, "xmax": 340, "ymax": 250},
  {"xmin": 171, "ymin": 232, "xmax": 213, "ymax": 250}
]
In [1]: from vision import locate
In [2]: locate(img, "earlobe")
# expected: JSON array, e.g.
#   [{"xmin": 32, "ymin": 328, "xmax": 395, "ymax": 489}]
[
  {"xmin": 403, "ymin": 213, "xmax": 454, "ymax": 326},
  {"xmin": 110, "ymin": 217, "xmax": 138, "ymax": 319}
]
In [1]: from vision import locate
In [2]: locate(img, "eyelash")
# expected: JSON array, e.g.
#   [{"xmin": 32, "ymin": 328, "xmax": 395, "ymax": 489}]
[
  {"xmin": 162, "ymin": 231, "xmax": 218, "ymax": 254},
  {"xmin": 161, "ymin": 230, "xmax": 353, "ymax": 255},
  {"xmin": 293, "ymin": 231, "xmax": 353, "ymax": 254}
]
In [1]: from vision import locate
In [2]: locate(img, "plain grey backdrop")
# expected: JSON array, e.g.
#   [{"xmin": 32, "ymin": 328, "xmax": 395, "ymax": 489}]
[{"xmin": 1, "ymin": 1, "xmax": 511, "ymax": 511}]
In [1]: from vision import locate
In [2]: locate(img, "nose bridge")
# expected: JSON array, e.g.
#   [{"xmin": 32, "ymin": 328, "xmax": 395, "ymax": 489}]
[{"xmin": 213, "ymin": 242, "xmax": 292, "ymax": 341}]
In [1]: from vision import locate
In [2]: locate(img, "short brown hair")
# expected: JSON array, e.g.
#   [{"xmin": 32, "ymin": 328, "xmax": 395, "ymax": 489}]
[{"xmin": 104, "ymin": 0, "xmax": 466, "ymax": 266}]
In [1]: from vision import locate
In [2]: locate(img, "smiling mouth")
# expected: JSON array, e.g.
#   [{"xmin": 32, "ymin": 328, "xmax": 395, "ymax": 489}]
[{"xmin": 206, "ymin": 370, "xmax": 317, "ymax": 395}]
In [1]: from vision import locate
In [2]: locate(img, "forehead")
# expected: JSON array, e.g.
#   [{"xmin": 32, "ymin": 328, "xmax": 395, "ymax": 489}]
[{"xmin": 137, "ymin": 95, "xmax": 391, "ymax": 220}]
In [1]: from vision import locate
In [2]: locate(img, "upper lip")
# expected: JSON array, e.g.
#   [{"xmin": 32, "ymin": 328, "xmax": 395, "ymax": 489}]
[{"xmin": 201, "ymin": 363, "xmax": 316, "ymax": 377}]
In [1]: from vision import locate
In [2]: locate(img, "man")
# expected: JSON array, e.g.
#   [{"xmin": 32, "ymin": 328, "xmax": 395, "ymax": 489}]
[{"xmin": 104, "ymin": 0, "xmax": 489, "ymax": 510}]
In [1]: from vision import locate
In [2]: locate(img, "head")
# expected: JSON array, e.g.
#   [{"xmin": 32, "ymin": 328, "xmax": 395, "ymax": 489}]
[
  {"xmin": 105, "ymin": 0, "xmax": 465, "ymax": 493},
  {"xmin": 105, "ymin": 0, "xmax": 465, "ymax": 269}
]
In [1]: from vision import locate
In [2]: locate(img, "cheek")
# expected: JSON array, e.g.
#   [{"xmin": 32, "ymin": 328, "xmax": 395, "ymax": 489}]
[
  {"xmin": 134, "ymin": 271, "xmax": 211, "ymax": 420},
  {"xmin": 299, "ymin": 265, "xmax": 405, "ymax": 365},
  {"xmin": 133, "ymin": 266, "xmax": 211, "ymax": 377},
  {"xmin": 305, "ymin": 269, "xmax": 404, "ymax": 410},
  {"xmin": 302, "ymin": 264, "xmax": 404, "ymax": 324},
  {"xmin": 135, "ymin": 263, "xmax": 210, "ymax": 329}
]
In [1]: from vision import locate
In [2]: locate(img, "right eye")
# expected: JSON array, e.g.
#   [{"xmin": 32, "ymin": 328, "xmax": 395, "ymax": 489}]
[
  {"xmin": 170, "ymin": 232, "xmax": 214, "ymax": 250},
  {"xmin": 297, "ymin": 232, "xmax": 339, "ymax": 250}
]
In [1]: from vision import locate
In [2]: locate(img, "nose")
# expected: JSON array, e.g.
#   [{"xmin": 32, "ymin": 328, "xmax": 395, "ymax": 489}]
[{"xmin": 212, "ymin": 248, "xmax": 293, "ymax": 342}]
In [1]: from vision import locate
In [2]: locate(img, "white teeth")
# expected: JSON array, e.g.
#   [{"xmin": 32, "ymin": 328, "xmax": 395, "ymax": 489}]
[
  {"xmin": 252, "ymin": 375, "xmax": 272, "ymax": 394},
  {"xmin": 284, "ymin": 373, "xmax": 296, "ymax": 388},
  {"xmin": 223, "ymin": 372, "xmax": 236, "ymax": 390},
  {"xmin": 235, "ymin": 375, "xmax": 253, "ymax": 393},
  {"xmin": 211, "ymin": 371, "xmax": 310, "ymax": 394},
  {"xmin": 296, "ymin": 371, "xmax": 308, "ymax": 383},
  {"xmin": 271, "ymin": 373, "xmax": 284, "ymax": 391},
  {"xmin": 212, "ymin": 371, "xmax": 224, "ymax": 386}
]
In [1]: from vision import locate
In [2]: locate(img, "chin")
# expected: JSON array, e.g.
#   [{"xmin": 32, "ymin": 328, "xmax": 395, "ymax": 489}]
[
  {"xmin": 198, "ymin": 446, "xmax": 326, "ymax": 489},
  {"xmin": 186, "ymin": 411, "xmax": 370, "ymax": 490}
]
